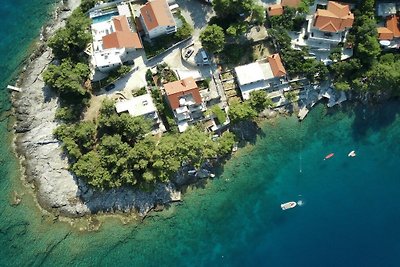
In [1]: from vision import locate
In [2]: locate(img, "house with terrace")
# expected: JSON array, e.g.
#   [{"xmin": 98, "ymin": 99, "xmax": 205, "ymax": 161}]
[
  {"xmin": 234, "ymin": 54, "xmax": 288, "ymax": 101},
  {"xmin": 306, "ymin": 1, "xmax": 354, "ymax": 49},
  {"xmin": 115, "ymin": 93, "xmax": 165, "ymax": 133},
  {"xmin": 377, "ymin": 15, "xmax": 400, "ymax": 42},
  {"xmin": 139, "ymin": 0, "xmax": 177, "ymax": 39},
  {"xmin": 91, "ymin": 15, "xmax": 143, "ymax": 73},
  {"xmin": 164, "ymin": 77, "xmax": 206, "ymax": 132}
]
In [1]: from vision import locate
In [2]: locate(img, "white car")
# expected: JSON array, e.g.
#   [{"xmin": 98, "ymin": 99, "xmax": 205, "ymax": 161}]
[{"xmin": 184, "ymin": 48, "xmax": 194, "ymax": 58}]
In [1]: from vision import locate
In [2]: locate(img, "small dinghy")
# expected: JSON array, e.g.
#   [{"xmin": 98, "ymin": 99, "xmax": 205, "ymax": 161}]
[
  {"xmin": 348, "ymin": 150, "xmax": 356, "ymax": 157},
  {"xmin": 324, "ymin": 153, "xmax": 334, "ymax": 160}
]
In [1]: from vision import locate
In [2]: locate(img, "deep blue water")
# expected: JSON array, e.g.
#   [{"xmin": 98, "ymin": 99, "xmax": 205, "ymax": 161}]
[{"xmin": 1, "ymin": 0, "xmax": 400, "ymax": 266}]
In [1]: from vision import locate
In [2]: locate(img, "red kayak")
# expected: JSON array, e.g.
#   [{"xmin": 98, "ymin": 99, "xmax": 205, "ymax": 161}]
[{"xmin": 324, "ymin": 153, "xmax": 334, "ymax": 160}]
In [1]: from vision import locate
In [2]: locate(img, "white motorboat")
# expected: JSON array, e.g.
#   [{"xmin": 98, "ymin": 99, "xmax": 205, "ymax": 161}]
[{"xmin": 281, "ymin": 201, "xmax": 297, "ymax": 210}]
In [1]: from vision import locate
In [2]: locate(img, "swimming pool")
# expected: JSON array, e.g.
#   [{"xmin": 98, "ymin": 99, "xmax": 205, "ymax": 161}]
[{"xmin": 92, "ymin": 11, "xmax": 119, "ymax": 24}]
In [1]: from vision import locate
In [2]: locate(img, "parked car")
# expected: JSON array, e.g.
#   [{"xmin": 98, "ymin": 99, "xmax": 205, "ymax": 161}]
[
  {"xmin": 201, "ymin": 50, "xmax": 210, "ymax": 65},
  {"xmin": 184, "ymin": 48, "xmax": 194, "ymax": 59},
  {"xmin": 105, "ymin": 83, "xmax": 115, "ymax": 91}
]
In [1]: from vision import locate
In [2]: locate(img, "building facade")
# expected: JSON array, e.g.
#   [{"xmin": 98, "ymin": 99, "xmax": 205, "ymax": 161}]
[
  {"xmin": 234, "ymin": 54, "xmax": 287, "ymax": 100},
  {"xmin": 306, "ymin": 1, "xmax": 354, "ymax": 48},
  {"xmin": 139, "ymin": 0, "xmax": 177, "ymax": 39},
  {"xmin": 91, "ymin": 15, "xmax": 142, "ymax": 72},
  {"xmin": 164, "ymin": 77, "xmax": 206, "ymax": 132}
]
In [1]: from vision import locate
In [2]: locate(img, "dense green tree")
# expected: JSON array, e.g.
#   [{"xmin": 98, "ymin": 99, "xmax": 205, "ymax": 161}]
[
  {"xmin": 356, "ymin": 35, "xmax": 381, "ymax": 64},
  {"xmin": 280, "ymin": 49, "xmax": 308, "ymax": 76},
  {"xmin": 176, "ymin": 128, "xmax": 218, "ymax": 168},
  {"xmin": 284, "ymin": 91, "xmax": 298, "ymax": 102},
  {"xmin": 249, "ymin": 90, "xmax": 274, "ymax": 112},
  {"xmin": 352, "ymin": 0, "xmax": 380, "ymax": 66},
  {"xmin": 200, "ymin": 25, "xmax": 225, "ymax": 54},
  {"xmin": 55, "ymin": 105, "xmax": 84, "ymax": 122},
  {"xmin": 43, "ymin": 59, "xmax": 90, "ymax": 97},
  {"xmin": 54, "ymin": 121, "xmax": 96, "ymax": 159},
  {"xmin": 80, "ymin": 0, "xmax": 98, "ymax": 13},
  {"xmin": 72, "ymin": 122, "xmax": 97, "ymax": 151},
  {"xmin": 213, "ymin": 0, "xmax": 256, "ymax": 18},
  {"xmin": 175, "ymin": 14, "xmax": 193, "ymax": 39},
  {"xmin": 128, "ymin": 136, "xmax": 156, "ymax": 171},
  {"xmin": 269, "ymin": 7, "xmax": 296, "ymax": 30},
  {"xmin": 292, "ymin": 15, "xmax": 306, "ymax": 32},
  {"xmin": 363, "ymin": 59, "xmax": 400, "ymax": 94},
  {"xmin": 297, "ymin": 0, "xmax": 313, "ymax": 14},
  {"xmin": 330, "ymin": 58, "xmax": 361, "ymax": 82},
  {"xmin": 98, "ymin": 99, "xmax": 151, "ymax": 143},
  {"xmin": 334, "ymin": 81, "xmax": 351, "ymax": 91},
  {"xmin": 96, "ymin": 134, "xmax": 139, "ymax": 187},
  {"xmin": 329, "ymin": 46, "xmax": 342, "ymax": 62},
  {"xmin": 228, "ymin": 99, "xmax": 257, "ymax": 123},
  {"xmin": 48, "ymin": 8, "xmax": 92, "ymax": 60},
  {"xmin": 217, "ymin": 131, "xmax": 236, "ymax": 155},
  {"xmin": 267, "ymin": 27, "xmax": 291, "ymax": 51},
  {"xmin": 151, "ymin": 135, "xmax": 182, "ymax": 182},
  {"xmin": 251, "ymin": 5, "xmax": 266, "ymax": 25},
  {"xmin": 302, "ymin": 59, "xmax": 328, "ymax": 83},
  {"xmin": 61, "ymin": 137, "xmax": 82, "ymax": 160},
  {"xmin": 358, "ymin": 0, "xmax": 375, "ymax": 18},
  {"xmin": 226, "ymin": 22, "xmax": 247, "ymax": 37},
  {"xmin": 72, "ymin": 151, "xmax": 112, "ymax": 188},
  {"xmin": 206, "ymin": 105, "xmax": 227, "ymax": 125}
]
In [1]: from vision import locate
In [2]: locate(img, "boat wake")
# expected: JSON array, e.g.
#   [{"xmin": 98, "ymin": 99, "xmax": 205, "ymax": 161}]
[{"xmin": 297, "ymin": 200, "xmax": 305, "ymax": 206}]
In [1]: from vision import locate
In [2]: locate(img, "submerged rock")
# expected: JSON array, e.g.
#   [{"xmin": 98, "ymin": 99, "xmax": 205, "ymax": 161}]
[
  {"xmin": 260, "ymin": 108, "xmax": 277, "ymax": 119},
  {"xmin": 10, "ymin": 191, "xmax": 22, "ymax": 206}
]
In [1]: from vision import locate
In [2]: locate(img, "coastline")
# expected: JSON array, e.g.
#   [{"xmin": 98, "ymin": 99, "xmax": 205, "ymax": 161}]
[
  {"xmin": 8, "ymin": 0, "xmax": 365, "ymax": 220},
  {"xmin": 11, "ymin": 0, "xmax": 181, "ymax": 219}
]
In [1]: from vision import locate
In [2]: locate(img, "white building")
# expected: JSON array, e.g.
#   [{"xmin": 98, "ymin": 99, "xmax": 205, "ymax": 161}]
[
  {"xmin": 115, "ymin": 93, "xmax": 159, "ymax": 121},
  {"xmin": 234, "ymin": 54, "xmax": 287, "ymax": 100},
  {"xmin": 139, "ymin": 0, "xmax": 177, "ymax": 39},
  {"xmin": 164, "ymin": 77, "xmax": 205, "ymax": 132},
  {"xmin": 306, "ymin": 1, "xmax": 354, "ymax": 49},
  {"xmin": 91, "ymin": 15, "xmax": 142, "ymax": 72}
]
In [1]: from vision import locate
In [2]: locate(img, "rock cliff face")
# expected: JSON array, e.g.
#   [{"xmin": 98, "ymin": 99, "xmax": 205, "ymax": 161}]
[{"xmin": 12, "ymin": 0, "xmax": 181, "ymax": 218}]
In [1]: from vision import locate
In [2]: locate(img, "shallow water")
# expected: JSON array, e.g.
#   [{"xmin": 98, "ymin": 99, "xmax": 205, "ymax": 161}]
[{"xmin": 1, "ymin": 1, "xmax": 400, "ymax": 266}]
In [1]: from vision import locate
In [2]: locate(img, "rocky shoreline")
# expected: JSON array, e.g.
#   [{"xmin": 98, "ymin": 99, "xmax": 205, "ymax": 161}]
[{"xmin": 12, "ymin": 0, "xmax": 181, "ymax": 218}]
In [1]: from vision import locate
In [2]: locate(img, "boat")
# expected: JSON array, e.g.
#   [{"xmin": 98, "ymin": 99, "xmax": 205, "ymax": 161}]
[
  {"xmin": 281, "ymin": 201, "xmax": 297, "ymax": 210},
  {"xmin": 348, "ymin": 150, "xmax": 356, "ymax": 157},
  {"xmin": 324, "ymin": 153, "xmax": 334, "ymax": 160}
]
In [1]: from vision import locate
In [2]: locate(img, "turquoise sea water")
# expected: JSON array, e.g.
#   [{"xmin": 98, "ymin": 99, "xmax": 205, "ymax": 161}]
[{"xmin": 2, "ymin": 1, "xmax": 400, "ymax": 266}]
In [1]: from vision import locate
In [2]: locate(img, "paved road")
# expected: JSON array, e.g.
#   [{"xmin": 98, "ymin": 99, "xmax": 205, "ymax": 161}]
[{"xmin": 96, "ymin": 0, "xmax": 226, "ymax": 103}]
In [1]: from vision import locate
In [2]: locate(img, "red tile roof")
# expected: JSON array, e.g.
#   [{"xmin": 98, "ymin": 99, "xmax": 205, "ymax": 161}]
[
  {"xmin": 377, "ymin": 27, "xmax": 394, "ymax": 40},
  {"xmin": 268, "ymin": 54, "xmax": 287, "ymax": 77},
  {"xmin": 314, "ymin": 1, "xmax": 354, "ymax": 33},
  {"xmin": 164, "ymin": 77, "xmax": 202, "ymax": 110},
  {"xmin": 281, "ymin": 0, "xmax": 301, "ymax": 8},
  {"xmin": 386, "ymin": 15, "xmax": 400, "ymax": 38},
  {"xmin": 267, "ymin": 4, "xmax": 284, "ymax": 16},
  {"xmin": 140, "ymin": 0, "xmax": 175, "ymax": 31},
  {"xmin": 102, "ymin": 16, "xmax": 143, "ymax": 49}
]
